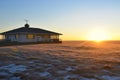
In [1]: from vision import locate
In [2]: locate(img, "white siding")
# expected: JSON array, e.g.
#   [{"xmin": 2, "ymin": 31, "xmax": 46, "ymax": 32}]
[
  {"xmin": 7, "ymin": 34, "xmax": 51, "ymax": 42},
  {"xmin": 7, "ymin": 35, "xmax": 17, "ymax": 41},
  {"xmin": 18, "ymin": 34, "xmax": 37, "ymax": 42},
  {"xmin": 18, "ymin": 34, "xmax": 51, "ymax": 42}
]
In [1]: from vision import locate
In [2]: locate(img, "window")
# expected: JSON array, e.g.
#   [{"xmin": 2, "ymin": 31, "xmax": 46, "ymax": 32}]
[
  {"xmin": 51, "ymin": 35, "xmax": 58, "ymax": 39},
  {"xmin": 15, "ymin": 34, "xmax": 18, "ymax": 39},
  {"xmin": 36, "ymin": 34, "xmax": 41, "ymax": 36},
  {"xmin": 27, "ymin": 34, "xmax": 34, "ymax": 39},
  {"xmin": 43, "ymin": 35, "xmax": 49, "ymax": 38}
]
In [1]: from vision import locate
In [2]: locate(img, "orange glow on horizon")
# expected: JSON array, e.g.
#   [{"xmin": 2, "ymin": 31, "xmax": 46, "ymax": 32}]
[{"xmin": 86, "ymin": 29, "xmax": 111, "ymax": 42}]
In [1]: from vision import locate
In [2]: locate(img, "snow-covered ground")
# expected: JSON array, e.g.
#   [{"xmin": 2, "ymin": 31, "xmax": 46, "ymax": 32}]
[{"xmin": 0, "ymin": 41, "xmax": 120, "ymax": 80}]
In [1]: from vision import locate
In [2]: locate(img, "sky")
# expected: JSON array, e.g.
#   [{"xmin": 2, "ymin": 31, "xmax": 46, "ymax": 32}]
[{"xmin": 0, "ymin": 0, "xmax": 120, "ymax": 40}]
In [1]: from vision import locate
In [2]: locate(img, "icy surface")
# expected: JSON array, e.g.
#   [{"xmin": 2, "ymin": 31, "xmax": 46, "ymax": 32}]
[
  {"xmin": 0, "ymin": 64, "xmax": 27, "ymax": 73},
  {"xmin": 101, "ymin": 75, "xmax": 120, "ymax": 80},
  {"xmin": 64, "ymin": 75, "xmax": 79, "ymax": 80},
  {"xmin": 57, "ymin": 70, "xmax": 67, "ymax": 74},
  {"xmin": 9, "ymin": 77, "xmax": 21, "ymax": 80},
  {"xmin": 80, "ymin": 77, "xmax": 96, "ymax": 80},
  {"xmin": 0, "ymin": 41, "xmax": 120, "ymax": 80},
  {"xmin": 65, "ymin": 66, "xmax": 76, "ymax": 71},
  {"xmin": 39, "ymin": 71, "xmax": 51, "ymax": 77},
  {"xmin": 0, "ymin": 71, "xmax": 10, "ymax": 79}
]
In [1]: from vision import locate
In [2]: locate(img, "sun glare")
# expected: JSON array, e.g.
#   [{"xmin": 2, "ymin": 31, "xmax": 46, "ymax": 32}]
[{"xmin": 87, "ymin": 29, "xmax": 110, "ymax": 42}]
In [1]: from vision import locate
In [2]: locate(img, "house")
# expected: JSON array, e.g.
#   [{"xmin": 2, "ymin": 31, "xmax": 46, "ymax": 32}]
[{"xmin": 0, "ymin": 23, "xmax": 62, "ymax": 43}]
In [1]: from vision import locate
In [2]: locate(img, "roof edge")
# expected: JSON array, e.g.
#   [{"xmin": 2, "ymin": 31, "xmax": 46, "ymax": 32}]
[{"xmin": 1, "ymin": 32, "xmax": 62, "ymax": 35}]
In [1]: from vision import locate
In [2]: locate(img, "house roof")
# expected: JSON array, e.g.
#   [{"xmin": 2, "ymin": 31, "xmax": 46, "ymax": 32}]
[{"xmin": 1, "ymin": 24, "xmax": 62, "ymax": 35}]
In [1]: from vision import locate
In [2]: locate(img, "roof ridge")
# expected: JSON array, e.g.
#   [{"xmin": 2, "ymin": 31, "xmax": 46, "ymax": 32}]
[{"xmin": 1, "ymin": 26, "xmax": 62, "ymax": 35}]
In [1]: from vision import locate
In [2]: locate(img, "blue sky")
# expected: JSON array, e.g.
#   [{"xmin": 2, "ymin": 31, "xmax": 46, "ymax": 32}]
[{"xmin": 0, "ymin": 0, "xmax": 120, "ymax": 40}]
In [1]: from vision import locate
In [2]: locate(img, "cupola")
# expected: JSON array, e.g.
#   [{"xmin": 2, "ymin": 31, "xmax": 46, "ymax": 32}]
[{"xmin": 25, "ymin": 24, "xmax": 29, "ymax": 28}]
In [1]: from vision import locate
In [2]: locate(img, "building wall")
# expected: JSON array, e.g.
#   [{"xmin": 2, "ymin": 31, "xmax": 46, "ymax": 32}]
[
  {"xmin": 5, "ymin": 34, "xmax": 60, "ymax": 43},
  {"xmin": 6, "ymin": 34, "xmax": 18, "ymax": 41},
  {"xmin": 0, "ymin": 35, "xmax": 5, "ymax": 40},
  {"xmin": 17, "ymin": 34, "xmax": 51, "ymax": 42}
]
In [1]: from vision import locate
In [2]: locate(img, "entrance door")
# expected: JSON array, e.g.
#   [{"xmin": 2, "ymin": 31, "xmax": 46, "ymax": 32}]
[{"xmin": 37, "ymin": 36, "xmax": 43, "ymax": 42}]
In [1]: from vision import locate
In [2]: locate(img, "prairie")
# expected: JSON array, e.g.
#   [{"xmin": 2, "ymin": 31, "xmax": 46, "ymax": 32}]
[{"xmin": 0, "ymin": 41, "xmax": 120, "ymax": 80}]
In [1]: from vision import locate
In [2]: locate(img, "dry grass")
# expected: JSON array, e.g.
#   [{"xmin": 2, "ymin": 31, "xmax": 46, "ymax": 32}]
[{"xmin": 0, "ymin": 41, "xmax": 120, "ymax": 80}]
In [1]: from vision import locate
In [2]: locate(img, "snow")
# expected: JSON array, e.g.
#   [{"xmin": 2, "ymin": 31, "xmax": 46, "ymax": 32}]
[
  {"xmin": 101, "ymin": 75, "xmax": 120, "ymax": 80},
  {"xmin": 1, "ymin": 41, "xmax": 120, "ymax": 79},
  {"xmin": 0, "ymin": 61, "xmax": 3, "ymax": 64},
  {"xmin": 0, "ymin": 71, "xmax": 10, "ymax": 76},
  {"xmin": 39, "ymin": 71, "xmax": 51, "ymax": 77},
  {"xmin": 64, "ymin": 75, "xmax": 79, "ymax": 80},
  {"xmin": 57, "ymin": 70, "xmax": 67, "ymax": 74},
  {"xmin": 79, "ymin": 77, "xmax": 96, "ymax": 80},
  {"xmin": 51, "ymin": 60, "xmax": 62, "ymax": 63},
  {"xmin": 0, "ymin": 64, "xmax": 27, "ymax": 73},
  {"xmin": 65, "ymin": 66, "xmax": 76, "ymax": 71},
  {"xmin": 9, "ymin": 77, "xmax": 21, "ymax": 80},
  {"xmin": 102, "ymin": 70, "xmax": 110, "ymax": 73},
  {"xmin": 29, "ymin": 61, "xmax": 34, "ymax": 64}
]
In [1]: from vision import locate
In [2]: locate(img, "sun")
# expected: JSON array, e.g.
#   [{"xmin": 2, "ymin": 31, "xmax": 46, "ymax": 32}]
[{"xmin": 87, "ymin": 30, "xmax": 110, "ymax": 42}]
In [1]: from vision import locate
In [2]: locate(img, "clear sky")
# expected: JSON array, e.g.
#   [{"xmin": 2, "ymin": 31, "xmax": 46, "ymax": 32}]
[{"xmin": 0, "ymin": 0, "xmax": 120, "ymax": 40}]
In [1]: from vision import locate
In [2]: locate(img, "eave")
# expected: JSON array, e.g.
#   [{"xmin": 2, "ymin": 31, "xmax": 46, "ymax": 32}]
[{"xmin": 1, "ymin": 32, "xmax": 62, "ymax": 35}]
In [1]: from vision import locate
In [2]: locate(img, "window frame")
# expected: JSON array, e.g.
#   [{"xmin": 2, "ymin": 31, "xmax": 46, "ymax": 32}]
[
  {"xmin": 27, "ymin": 34, "xmax": 35, "ymax": 39},
  {"xmin": 15, "ymin": 34, "xmax": 18, "ymax": 39}
]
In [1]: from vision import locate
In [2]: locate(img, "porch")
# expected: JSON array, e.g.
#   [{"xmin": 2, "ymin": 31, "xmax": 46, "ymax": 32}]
[{"xmin": 0, "ymin": 34, "xmax": 62, "ymax": 43}]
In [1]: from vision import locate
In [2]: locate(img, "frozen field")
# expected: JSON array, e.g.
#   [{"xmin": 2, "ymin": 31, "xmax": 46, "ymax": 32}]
[{"xmin": 0, "ymin": 41, "xmax": 120, "ymax": 80}]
